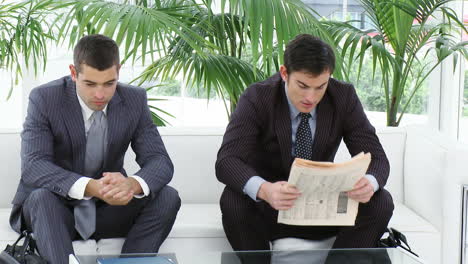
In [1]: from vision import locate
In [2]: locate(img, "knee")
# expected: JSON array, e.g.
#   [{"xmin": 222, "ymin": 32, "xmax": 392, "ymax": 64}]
[
  {"xmin": 154, "ymin": 185, "xmax": 181, "ymax": 216},
  {"xmin": 368, "ymin": 189, "xmax": 394, "ymax": 222},
  {"xmin": 24, "ymin": 188, "xmax": 59, "ymax": 209},
  {"xmin": 220, "ymin": 188, "xmax": 256, "ymax": 224}
]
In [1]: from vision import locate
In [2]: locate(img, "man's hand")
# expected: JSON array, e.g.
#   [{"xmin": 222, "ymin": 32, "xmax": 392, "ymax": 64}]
[
  {"xmin": 347, "ymin": 177, "xmax": 374, "ymax": 203},
  {"xmin": 257, "ymin": 181, "xmax": 301, "ymax": 210},
  {"xmin": 98, "ymin": 172, "xmax": 140, "ymax": 206}
]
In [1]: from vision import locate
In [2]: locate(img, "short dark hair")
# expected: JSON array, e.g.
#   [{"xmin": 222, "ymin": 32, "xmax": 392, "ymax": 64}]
[
  {"xmin": 283, "ymin": 34, "xmax": 335, "ymax": 76},
  {"xmin": 73, "ymin": 34, "xmax": 120, "ymax": 73}
]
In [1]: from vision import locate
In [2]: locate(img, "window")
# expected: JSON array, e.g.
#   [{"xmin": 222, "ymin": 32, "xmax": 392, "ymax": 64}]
[
  {"xmin": 0, "ymin": 70, "xmax": 22, "ymax": 131},
  {"xmin": 304, "ymin": 0, "xmax": 431, "ymax": 127},
  {"xmin": 25, "ymin": 43, "xmax": 230, "ymax": 128},
  {"xmin": 458, "ymin": 2, "xmax": 468, "ymax": 142}
]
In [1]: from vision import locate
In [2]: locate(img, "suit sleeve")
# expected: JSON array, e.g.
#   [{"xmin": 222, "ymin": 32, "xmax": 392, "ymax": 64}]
[
  {"xmin": 342, "ymin": 85, "xmax": 390, "ymax": 188},
  {"xmin": 131, "ymin": 91, "xmax": 174, "ymax": 195},
  {"xmin": 216, "ymin": 92, "xmax": 262, "ymax": 193},
  {"xmin": 21, "ymin": 89, "xmax": 82, "ymax": 197}
]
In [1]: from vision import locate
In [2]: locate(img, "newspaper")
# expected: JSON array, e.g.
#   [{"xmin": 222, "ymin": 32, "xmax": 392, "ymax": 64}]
[{"xmin": 278, "ymin": 152, "xmax": 371, "ymax": 226}]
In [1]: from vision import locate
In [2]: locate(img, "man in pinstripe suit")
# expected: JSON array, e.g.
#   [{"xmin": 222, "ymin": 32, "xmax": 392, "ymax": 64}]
[
  {"xmin": 216, "ymin": 34, "xmax": 394, "ymax": 252},
  {"xmin": 9, "ymin": 34, "xmax": 181, "ymax": 263}
]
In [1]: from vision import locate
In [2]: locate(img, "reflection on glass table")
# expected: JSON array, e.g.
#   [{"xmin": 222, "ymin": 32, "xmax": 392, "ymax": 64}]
[{"xmin": 75, "ymin": 248, "xmax": 422, "ymax": 264}]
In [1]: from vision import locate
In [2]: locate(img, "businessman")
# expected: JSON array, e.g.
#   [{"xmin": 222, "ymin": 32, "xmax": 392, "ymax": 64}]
[
  {"xmin": 216, "ymin": 34, "xmax": 394, "ymax": 251},
  {"xmin": 9, "ymin": 34, "xmax": 181, "ymax": 263}
]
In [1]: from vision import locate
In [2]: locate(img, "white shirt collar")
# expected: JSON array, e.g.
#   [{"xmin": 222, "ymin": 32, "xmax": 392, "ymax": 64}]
[{"xmin": 75, "ymin": 88, "xmax": 108, "ymax": 121}]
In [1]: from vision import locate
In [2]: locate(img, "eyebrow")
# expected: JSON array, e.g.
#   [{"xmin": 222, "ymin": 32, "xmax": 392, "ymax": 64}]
[
  {"xmin": 297, "ymin": 80, "xmax": 328, "ymax": 89},
  {"xmin": 83, "ymin": 79, "xmax": 117, "ymax": 84}
]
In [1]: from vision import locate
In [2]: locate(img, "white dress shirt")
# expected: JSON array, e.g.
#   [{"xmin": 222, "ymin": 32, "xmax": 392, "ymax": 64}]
[{"xmin": 68, "ymin": 91, "xmax": 150, "ymax": 200}]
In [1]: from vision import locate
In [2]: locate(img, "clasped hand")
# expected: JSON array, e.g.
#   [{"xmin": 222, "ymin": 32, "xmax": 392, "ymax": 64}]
[{"xmin": 87, "ymin": 172, "xmax": 137, "ymax": 206}]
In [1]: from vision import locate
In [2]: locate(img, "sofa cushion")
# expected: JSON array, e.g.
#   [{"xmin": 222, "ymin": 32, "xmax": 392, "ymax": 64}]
[{"xmin": 0, "ymin": 201, "xmax": 437, "ymax": 250}]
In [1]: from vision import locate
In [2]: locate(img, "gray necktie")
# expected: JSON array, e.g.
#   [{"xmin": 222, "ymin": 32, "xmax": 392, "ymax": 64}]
[{"xmin": 74, "ymin": 111, "xmax": 107, "ymax": 239}]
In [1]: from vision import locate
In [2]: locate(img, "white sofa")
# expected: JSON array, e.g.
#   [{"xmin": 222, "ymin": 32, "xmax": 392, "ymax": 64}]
[{"xmin": 0, "ymin": 126, "xmax": 443, "ymax": 263}]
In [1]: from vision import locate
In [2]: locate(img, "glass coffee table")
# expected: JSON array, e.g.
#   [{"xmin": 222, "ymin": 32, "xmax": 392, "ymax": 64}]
[{"xmin": 74, "ymin": 248, "xmax": 423, "ymax": 264}]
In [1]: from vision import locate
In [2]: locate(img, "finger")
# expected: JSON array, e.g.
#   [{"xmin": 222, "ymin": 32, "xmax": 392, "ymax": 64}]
[
  {"xmin": 348, "ymin": 191, "xmax": 373, "ymax": 201},
  {"xmin": 119, "ymin": 192, "xmax": 134, "ymax": 204},
  {"xmin": 280, "ymin": 185, "xmax": 301, "ymax": 195},
  {"xmin": 354, "ymin": 177, "xmax": 370, "ymax": 189},
  {"xmin": 113, "ymin": 190, "xmax": 130, "ymax": 200},
  {"xmin": 99, "ymin": 184, "xmax": 115, "ymax": 196},
  {"xmin": 103, "ymin": 187, "xmax": 122, "ymax": 199},
  {"xmin": 349, "ymin": 181, "xmax": 372, "ymax": 193},
  {"xmin": 102, "ymin": 175, "xmax": 121, "ymax": 186},
  {"xmin": 101, "ymin": 176, "xmax": 113, "ymax": 185},
  {"xmin": 278, "ymin": 193, "xmax": 301, "ymax": 201},
  {"xmin": 278, "ymin": 200, "xmax": 296, "ymax": 207},
  {"xmin": 349, "ymin": 184, "xmax": 373, "ymax": 196},
  {"xmin": 276, "ymin": 204, "xmax": 294, "ymax": 210},
  {"xmin": 109, "ymin": 178, "xmax": 120, "ymax": 185},
  {"xmin": 348, "ymin": 191, "xmax": 370, "ymax": 201}
]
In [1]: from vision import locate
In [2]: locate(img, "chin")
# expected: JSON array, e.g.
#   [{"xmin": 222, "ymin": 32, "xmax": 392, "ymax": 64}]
[
  {"xmin": 91, "ymin": 105, "xmax": 105, "ymax": 111},
  {"xmin": 300, "ymin": 107, "xmax": 314, "ymax": 113}
]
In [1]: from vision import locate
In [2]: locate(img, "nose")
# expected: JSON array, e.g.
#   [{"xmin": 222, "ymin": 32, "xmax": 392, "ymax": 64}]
[
  {"xmin": 304, "ymin": 90, "xmax": 317, "ymax": 103},
  {"xmin": 94, "ymin": 88, "xmax": 105, "ymax": 100}
]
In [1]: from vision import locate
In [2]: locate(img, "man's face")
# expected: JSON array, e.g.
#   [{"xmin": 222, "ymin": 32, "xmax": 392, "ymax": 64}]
[
  {"xmin": 280, "ymin": 65, "xmax": 330, "ymax": 113},
  {"xmin": 69, "ymin": 64, "xmax": 120, "ymax": 111}
]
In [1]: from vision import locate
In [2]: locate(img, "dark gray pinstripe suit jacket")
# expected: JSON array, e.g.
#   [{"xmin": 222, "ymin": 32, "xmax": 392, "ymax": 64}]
[
  {"xmin": 216, "ymin": 73, "xmax": 390, "ymax": 194},
  {"xmin": 10, "ymin": 76, "xmax": 173, "ymax": 232}
]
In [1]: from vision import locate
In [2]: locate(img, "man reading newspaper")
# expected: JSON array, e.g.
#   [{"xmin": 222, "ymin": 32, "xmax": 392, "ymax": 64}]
[
  {"xmin": 278, "ymin": 152, "xmax": 372, "ymax": 226},
  {"xmin": 216, "ymin": 34, "xmax": 394, "ymax": 254}
]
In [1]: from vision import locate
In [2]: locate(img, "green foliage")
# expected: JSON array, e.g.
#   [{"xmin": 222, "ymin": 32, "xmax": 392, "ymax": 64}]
[
  {"xmin": 132, "ymin": 0, "xmax": 343, "ymax": 116},
  {"xmin": 2, "ymin": 0, "xmax": 465, "ymax": 127},
  {"xmin": 0, "ymin": 0, "xmax": 69, "ymax": 99},
  {"xmin": 351, "ymin": 55, "xmax": 429, "ymax": 115},
  {"xmin": 325, "ymin": 0, "xmax": 468, "ymax": 126},
  {"xmin": 145, "ymin": 79, "xmax": 181, "ymax": 97}
]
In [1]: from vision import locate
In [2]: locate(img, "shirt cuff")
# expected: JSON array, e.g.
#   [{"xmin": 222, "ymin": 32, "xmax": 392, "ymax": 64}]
[
  {"xmin": 68, "ymin": 177, "xmax": 93, "ymax": 200},
  {"xmin": 243, "ymin": 176, "xmax": 267, "ymax": 202},
  {"xmin": 364, "ymin": 174, "xmax": 380, "ymax": 192},
  {"xmin": 130, "ymin": 175, "xmax": 150, "ymax": 198}
]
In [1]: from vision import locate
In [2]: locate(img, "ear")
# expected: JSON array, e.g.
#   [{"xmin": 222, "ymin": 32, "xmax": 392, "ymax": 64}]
[
  {"xmin": 69, "ymin": 64, "xmax": 77, "ymax": 82},
  {"xmin": 279, "ymin": 65, "xmax": 288, "ymax": 82}
]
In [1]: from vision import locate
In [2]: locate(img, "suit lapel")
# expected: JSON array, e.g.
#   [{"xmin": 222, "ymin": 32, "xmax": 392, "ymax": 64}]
[
  {"xmin": 103, "ymin": 88, "xmax": 123, "ymax": 168},
  {"xmin": 312, "ymin": 92, "xmax": 334, "ymax": 161},
  {"xmin": 275, "ymin": 81, "xmax": 293, "ymax": 173},
  {"xmin": 62, "ymin": 77, "xmax": 86, "ymax": 173}
]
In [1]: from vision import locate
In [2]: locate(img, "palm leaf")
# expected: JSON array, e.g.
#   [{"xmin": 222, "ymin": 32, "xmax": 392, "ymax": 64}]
[
  {"xmin": 58, "ymin": 0, "xmax": 211, "ymax": 65},
  {"xmin": 0, "ymin": 0, "xmax": 66, "ymax": 93},
  {"xmin": 134, "ymin": 53, "xmax": 266, "ymax": 116}
]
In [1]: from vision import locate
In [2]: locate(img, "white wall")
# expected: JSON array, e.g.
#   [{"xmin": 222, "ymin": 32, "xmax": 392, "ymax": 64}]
[
  {"xmin": 0, "ymin": 133, "xmax": 21, "ymax": 207},
  {"xmin": 442, "ymin": 143, "xmax": 468, "ymax": 264},
  {"xmin": 403, "ymin": 126, "xmax": 452, "ymax": 231}
]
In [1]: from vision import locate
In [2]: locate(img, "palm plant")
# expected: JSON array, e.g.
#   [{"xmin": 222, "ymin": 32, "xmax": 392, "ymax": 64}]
[
  {"xmin": 132, "ymin": 0, "xmax": 344, "ymax": 117},
  {"xmin": 0, "ymin": 0, "xmax": 68, "ymax": 98},
  {"xmin": 2, "ymin": 0, "xmax": 345, "ymax": 123},
  {"xmin": 324, "ymin": 0, "xmax": 468, "ymax": 126}
]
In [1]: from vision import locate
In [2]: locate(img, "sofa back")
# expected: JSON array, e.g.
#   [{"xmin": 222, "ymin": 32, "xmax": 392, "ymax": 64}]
[
  {"xmin": 0, "ymin": 127, "xmax": 406, "ymax": 207},
  {"xmin": 126, "ymin": 127, "xmax": 407, "ymax": 204}
]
